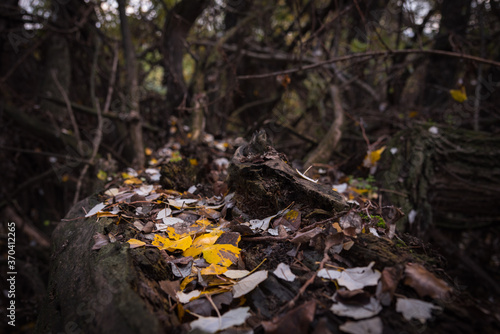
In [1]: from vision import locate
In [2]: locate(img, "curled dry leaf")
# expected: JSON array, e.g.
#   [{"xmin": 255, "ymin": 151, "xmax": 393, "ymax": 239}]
[
  {"xmin": 404, "ymin": 263, "xmax": 452, "ymax": 300},
  {"xmin": 92, "ymin": 232, "xmax": 109, "ymax": 250}
]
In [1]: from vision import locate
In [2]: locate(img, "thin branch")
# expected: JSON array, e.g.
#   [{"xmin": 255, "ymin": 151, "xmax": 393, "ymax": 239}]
[
  {"xmin": 73, "ymin": 38, "xmax": 104, "ymax": 205},
  {"xmin": 237, "ymin": 49, "xmax": 500, "ymax": 80},
  {"xmin": 51, "ymin": 69, "xmax": 83, "ymax": 156},
  {"xmin": 103, "ymin": 42, "xmax": 119, "ymax": 114}
]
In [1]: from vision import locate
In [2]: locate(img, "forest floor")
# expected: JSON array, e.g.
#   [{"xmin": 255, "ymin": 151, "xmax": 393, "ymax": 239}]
[{"xmin": 2, "ymin": 131, "xmax": 500, "ymax": 334}]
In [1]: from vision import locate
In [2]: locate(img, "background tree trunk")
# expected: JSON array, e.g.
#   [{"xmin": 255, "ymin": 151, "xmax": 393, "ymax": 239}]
[
  {"xmin": 423, "ymin": 0, "xmax": 472, "ymax": 108},
  {"xmin": 118, "ymin": 0, "xmax": 145, "ymax": 168},
  {"xmin": 162, "ymin": 0, "xmax": 208, "ymax": 111}
]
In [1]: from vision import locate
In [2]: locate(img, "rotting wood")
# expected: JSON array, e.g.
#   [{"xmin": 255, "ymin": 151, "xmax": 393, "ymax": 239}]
[{"xmin": 227, "ymin": 130, "xmax": 348, "ymax": 218}]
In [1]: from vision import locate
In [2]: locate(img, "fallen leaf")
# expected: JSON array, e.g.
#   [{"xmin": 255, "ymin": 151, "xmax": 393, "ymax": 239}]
[
  {"xmin": 404, "ymin": 263, "xmax": 452, "ymax": 300},
  {"xmin": 396, "ymin": 298, "xmax": 442, "ymax": 323},
  {"xmin": 377, "ymin": 266, "xmax": 403, "ymax": 306},
  {"xmin": 203, "ymin": 244, "xmax": 241, "ymax": 267},
  {"xmin": 318, "ymin": 262, "xmax": 381, "ymax": 290},
  {"xmin": 273, "ymin": 263, "xmax": 296, "ymax": 282},
  {"xmin": 135, "ymin": 185, "xmax": 154, "ymax": 196},
  {"xmin": 339, "ymin": 317, "xmax": 383, "ymax": 334},
  {"xmin": 189, "ymin": 307, "xmax": 251, "ymax": 333},
  {"xmin": 330, "ymin": 296, "xmax": 382, "ymax": 319},
  {"xmin": 201, "ymin": 263, "xmax": 228, "ymax": 275},
  {"xmin": 168, "ymin": 198, "xmax": 198, "ymax": 209},
  {"xmin": 156, "ymin": 208, "xmax": 172, "ymax": 220},
  {"xmin": 291, "ymin": 227, "xmax": 323, "ymax": 244},
  {"xmin": 224, "ymin": 269, "xmax": 250, "ymax": 279},
  {"xmin": 232, "ymin": 270, "xmax": 268, "ymax": 298},
  {"xmin": 127, "ymin": 238, "xmax": 146, "ymax": 249},
  {"xmin": 92, "ymin": 232, "xmax": 109, "ymax": 250},
  {"xmin": 183, "ymin": 230, "xmax": 223, "ymax": 257},
  {"xmin": 177, "ymin": 290, "xmax": 201, "ymax": 304},
  {"xmin": 152, "ymin": 234, "xmax": 192, "ymax": 252},
  {"xmin": 85, "ymin": 202, "xmax": 106, "ymax": 217},
  {"xmin": 338, "ymin": 262, "xmax": 381, "ymax": 290}
]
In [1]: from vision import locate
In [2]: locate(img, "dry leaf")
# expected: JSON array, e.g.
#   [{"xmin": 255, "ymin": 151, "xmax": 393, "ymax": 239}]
[{"xmin": 404, "ymin": 263, "xmax": 452, "ymax": 300}]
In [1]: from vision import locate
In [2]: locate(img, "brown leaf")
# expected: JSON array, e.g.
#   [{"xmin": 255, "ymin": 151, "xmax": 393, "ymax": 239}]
[
  {"xmin": 377, "ymin": 266, "xmax": 403, "ymax": 306},
  {"xmin": 404, "ymin": 263, "xmax": 452, "ymax": 300},
  {"xmin": 291, "ymin": 227, "xmax": 323, "ymax": 244}
]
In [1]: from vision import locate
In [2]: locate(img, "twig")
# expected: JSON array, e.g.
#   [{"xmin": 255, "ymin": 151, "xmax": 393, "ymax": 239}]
[
  {"xmin": 237, "ymin": 49, "xmax": 500, "ymax": 80},
  {"xmin": 51, "ymin": 69, "xmax": 84, "ymax": 156},
  {"xmin": 73, "ymin": 37, "xmax": 104, "ymax": 205},
  {"xmin": 103, "ymin": 42, "xmax": 119, "ymax": 114}
]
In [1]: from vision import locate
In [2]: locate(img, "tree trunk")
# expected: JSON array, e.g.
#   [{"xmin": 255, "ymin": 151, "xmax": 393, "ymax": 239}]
[
  {"xmin": 423, "ymin": 0, "xmax": 472, "ymax": 108},
  {"xmin": 162, "ymin": 0, "xmax": 208, "ymax": 111},
  {"xmin": 118, "ymin": 0, "xmax": 145, "ymax": 169}
]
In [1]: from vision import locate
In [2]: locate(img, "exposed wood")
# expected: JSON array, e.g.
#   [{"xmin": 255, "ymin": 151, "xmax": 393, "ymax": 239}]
[{"xmin": 228, "ymin": 130, "xmax": 348, "ymax": 218}]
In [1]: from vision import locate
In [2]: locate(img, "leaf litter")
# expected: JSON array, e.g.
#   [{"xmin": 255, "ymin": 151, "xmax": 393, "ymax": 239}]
[{"xmin": 82, "ymin": 141, "xmax": 488, "ymax": 333}]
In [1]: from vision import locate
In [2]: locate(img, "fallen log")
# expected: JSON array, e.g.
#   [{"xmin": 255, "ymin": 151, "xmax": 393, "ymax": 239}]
[
  {"xmin": 35, "ymin": 196, "xmax": 182, "ymax": 334},
  {"xmin": 378, "ymin": 123, "xmax": 500, "ymax": 234}
]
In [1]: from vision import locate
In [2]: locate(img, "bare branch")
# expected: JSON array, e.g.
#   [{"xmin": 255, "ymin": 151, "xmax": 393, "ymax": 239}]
[{"xmin": 237, "ymin": 49, "xmax": 500, "ymax": 80}]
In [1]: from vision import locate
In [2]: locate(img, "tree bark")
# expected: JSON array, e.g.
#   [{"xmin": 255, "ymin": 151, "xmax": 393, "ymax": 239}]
[
  {"xmin": 35, "ymin": 196, "xmax": 181, "ymax": 333},
  {"xmin": 118, "ymin": 0, "xmax": 145, "ymax": 169},
  {"xmin": 162, "ymin": 0, "xmax": 208, "ymax": 110},
  {"xmin": 423, "ymin": 0, "xmax": 472, "ymax": 108},
  {"xmin": 378, "ymin": 123, "xmax": 500, "ymax": 236}
]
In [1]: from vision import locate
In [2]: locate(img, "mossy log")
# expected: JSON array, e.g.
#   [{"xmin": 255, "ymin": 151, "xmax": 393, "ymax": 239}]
[
  {"xmin": 35, "ymin": 196, "xmax": 182, "ymax": 334},
  {"xmin": 378, "ymin": 123, "xmax": 500, "ymax": 234}
]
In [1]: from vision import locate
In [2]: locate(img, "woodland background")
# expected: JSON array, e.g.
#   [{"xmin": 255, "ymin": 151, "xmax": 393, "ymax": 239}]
[{"xmin": 1, "ymin": 0, "xmax": 500, "ymax": 331}]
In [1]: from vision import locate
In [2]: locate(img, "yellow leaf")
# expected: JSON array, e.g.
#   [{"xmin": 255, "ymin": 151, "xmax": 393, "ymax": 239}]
[
  {"xmin": 363, "ymin": 146, "xmax": 386, "ymax": 168},
  {"xmin": 450, "ymin": 86, "xmax": 467, "ymax": 103},
  {"xmin": 127, "ymin": 238, "xmax": 146, "ymax": 248},
  {"xmin": 195, "ymin": 217, "xmax": 213, "ymax": 227},
  {"xmin": 61, "ymin": 174, "xmax": 70, "ymax": 182},
  {"xmin": 202, "ymin": 244, "xmax": 241, "ymax": 267},
  {"xmin": 183, "ymin": 230, "xmax": 222, "ymax": 257},
  {"xmin": 166, "ymin": 226, "xmax": 189, "ymax": 241},
  {"xmin": 149, "ymin": 158, "xmax": 158, "ymax": 165},
  {"xmin": 145, "ymin": 147, "xmax": 153, "ymax": 155},
  {"xmin": 189, "ymin": 158, "xmax": 198, "ymax": 166},
  {"xmin": 153, "ymin": 234, "xmax": 192, "ymax": 251},
  {"xmin": 408, "ymin": 111, "xmax": 419, "ymax": 118},
  {"xmin": 124, "ymin": 177, "xmax": 142, "ymax": 185},
  {"xmin": 97, "ymin": 170, "xmax": 107, "ymax": 181},
  {"xmin": 152, "ymin": 234, "xmax": 173, "ymax": 250},
  {"xmin": 201, "ymin": 263, "xmax": 228, "ymax": 275},
  {"xmin": 180, "ymin": 276, "xmax": 196, "ymax": 290}
]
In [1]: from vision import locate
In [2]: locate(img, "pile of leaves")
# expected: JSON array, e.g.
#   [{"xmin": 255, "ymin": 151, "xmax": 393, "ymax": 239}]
[{"xmin": 82, "ymin": 141, "xmax": 497, "ymax": 334}]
